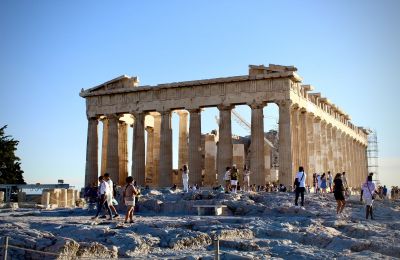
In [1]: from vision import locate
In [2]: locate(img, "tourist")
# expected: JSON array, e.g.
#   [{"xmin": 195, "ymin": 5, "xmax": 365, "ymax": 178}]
[
  {"xmin": 360, "ymin": 173, "xmax": 373, "ymax": 202},
  {"xmin": 317, "ymin": 174, "xmax": 322, "ymax": 194},
  {"xmin": 122, "ymin": 176, "xmax": 138, "ymax": 224},
  {"xmin": 182, "ymin": 165, "xmax": 189, "ymax": 193},
  {"xmin": 104, "ymin": 173, "xmax": 119, "ymax": 218},
  {"xmin": 279, "ymin": 184, "xmax": 287, "ymax": 192},
  {"xmin": 92, "ymin": 176, "xmax": 113, "ymax": 220},
  {"xmin": 382, "ymin": 185, "xmax": 388, "ymax": 199},
  {"xmin": 230, "ymin": 165, "xmax": 239, "ymax": 194},
  {"xmin": 294, "ymin": 166, "xmax": 306, "ymax": 207},
  {"xmin": 320, "ymin": 173, "xmax": 327, "ymax": 194},
  {"xmin": 342, "ymin": 172, "xmax": 348, "ymax": 190},
  {"xmin": 333, "ymin": 173, "xmax": 346, "ymax": 215},
  {"xmin": 223, "ymin": 166, "xmax": 231, "ymax": 193},
  {"xmin": 313, "ymin": 173, "xmax": 318, "ymax": 193},
  {"xmin": 362, "ymin": 175, "xmax": 377, "ymax": 220},
  {"xmin": 243, "ymin": 165, "xmax": 250, "ymax": 192},
  {"xmin": 327, "ymin": 171, "xmax": 333, "ymax": 192},
  {"xmin": 170, "ymin": 184, "xmax": 177, "ymax": 191}
]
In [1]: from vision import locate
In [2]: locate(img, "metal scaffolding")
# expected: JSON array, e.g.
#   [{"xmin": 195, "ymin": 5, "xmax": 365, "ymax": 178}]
[{"xmin": 366, "ymin": 128, "xmax": 380, "ymax": 185}]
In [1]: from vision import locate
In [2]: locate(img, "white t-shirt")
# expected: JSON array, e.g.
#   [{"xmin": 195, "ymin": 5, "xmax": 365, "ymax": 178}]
[
  {"xmin": 224, "ymin": 170, "xmax": 231, "ymax": 181},
  {"xmin": 99, "ymin": 181, "xmax": 110, "ymax": 195},
  {"xmin": 362, "ymin": 181, "xmax": 376, "ymax": 200},
  {"xmin": 182, "ymin": 170, "xmax": 189, "ymax": 180},
  {"xmin": 106, "ymin": 179, "xmax": 114, "ymax": 197},
  {"xmin": 295, "ymin": 171, "xmax": 306, "ymax": 188}
]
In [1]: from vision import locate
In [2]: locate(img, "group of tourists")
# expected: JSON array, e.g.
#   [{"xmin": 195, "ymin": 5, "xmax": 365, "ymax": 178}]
[
  {"xmin": 294, "ymin": 167, "xmax": 383, "ymax": 220},
  {"xmin": 90, "ymin": 173, "xmax": 139, "ymax": 223},
  {"xmin": 312, "ymin": 171, "xmax": 347, "ymax": 194}
]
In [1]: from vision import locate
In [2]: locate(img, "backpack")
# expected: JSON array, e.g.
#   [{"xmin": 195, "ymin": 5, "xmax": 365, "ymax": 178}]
[
  {"xmin": 113, "ymin": 183, "xmax": 117, "ymax": 197},
  {"xmin": 231, "ymin": 169, "xmax": 238, "ymax": 179}
]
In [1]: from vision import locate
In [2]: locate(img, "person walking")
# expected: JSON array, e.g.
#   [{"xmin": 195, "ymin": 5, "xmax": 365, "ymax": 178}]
[
  {"xmin": 92, "ymin": 176, "xmax": 113, "ymax": 220},
  {"xmin": 182, "ymin": 165, "xmax": 189, "ymax": 193},
  {"xmin": 333, "ymin": 173, "xmax": 346, "ymax": 215},
  {"xmin": 230, "ymin": 165, "xmax": 238, "ymax": 194},
  {"xmin": 327, "ymin": 171, "xmax": 333, "ymax": 193},
  {"xmin": 104, "ymin": 173, "xmax": 119, "ymax": 218},
  {"xmin": 224, "ymin": 167, "xmax": 231, "ymax": 193},
  {"xmin": 243, "ymin": 165, "xmax": 250, "ymax": 192},
  {"xmin": 122, "ymin": 176, "xmax": 138, "ymax": 223},
  {"xmin": 362, "ymin": 175, "xmax": 377, "ymax": 220},
  {"xmin": 320, "ymin": 173, "xmax": 327, "ymax": 194},
  {"xmin": 294, "ymin": 166, "xmax": 307, "ymax": 207}
]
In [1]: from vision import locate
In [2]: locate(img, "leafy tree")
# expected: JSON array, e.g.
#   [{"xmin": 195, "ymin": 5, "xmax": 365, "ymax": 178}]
[{"xmin": 0, "ymin": 125, "xmax": 25, "ymax": 184}]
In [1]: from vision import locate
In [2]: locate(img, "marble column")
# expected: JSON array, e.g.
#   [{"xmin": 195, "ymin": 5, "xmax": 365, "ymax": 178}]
[
  {"xmin": 313, "ymin": 117, "xmax": 322, "ymax": 173},
  {"xmin": 204, "ymin": 134, "xmax": 217, "ymax": 186},
  {"xmin": 132, "ymin": 112, "xmax": 146, "ymax": 186},
  {"xmin": 361, "ymin": 144, "xmax": 368, "ymax": 183},
  {"xmin": 306, "ymin": 113, "xmax": 315, "ymax": 180},
  {"xmin": 106, "ymin": 114, "xmax": 120, "ymax": 184},
  {"xmin": 250, "ymin": 102, "xmax": 265, "ymax": 185},
  {"xmin": 344, "ymin": 135, "xmax": 352, "ymax": 186},
  {"xmin": 217, "ymin": 105, "xmax": 233, "ymax": 185},
  {"xmin": 188, "ymin": 109, "xmax": 202, "ymax": 186},
  {"xmin": 335, "ymin": 130, "xmax": 343, "ymax": 173},
  {"xmin": 145, "ymin": 126, "xmax": 155, "ymax": 185},
  {"xmin": 321, "ymin": 121, "xmax": 329, "ymax": 172},
  {"xmin": 326, "ymin": 124, "xmax": 334, "ymax": 172},
  {"xmin": 118, "ymin": 121, "xmax": 128, "ymax": 185},
  {"xmin": 278, "ymin": 100, "xmax": 293, "ymax": 187},
  {"xmin": 85, "ymin": 116, "xmax": 98, "ymax": 187},
  {"xmin": 299, "ymin": 110, "xmax": 309, "ymax": 175},
  {"xmin": 291, "ymin": 107, "xmax": 300, "ymax": 174},
  {"xmin": 152, "ymin": 114, "xmax": 161, "ymax": 187},
  {"xmin": 177, "ymin": 111, "xmax": 189, "ymax": 170},
  {"xmin": 159, "ymin": 110, "xmax": 173, "ymax": 187},
  {"xmin": 100, "ymin": 118, "xmax": 108, "ymax": 176}
]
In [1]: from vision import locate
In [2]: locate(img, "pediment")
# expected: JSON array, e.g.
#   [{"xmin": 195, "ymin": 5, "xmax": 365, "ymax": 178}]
[{"xmin": 83, "ymin": 75, "xmax": 139, "ymax": 94}]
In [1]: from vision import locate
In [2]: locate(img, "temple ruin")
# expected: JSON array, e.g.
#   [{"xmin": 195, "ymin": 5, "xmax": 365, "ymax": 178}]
[{"xmin": 80, "ymin": 64, "xmax": 369, "ymax": 188}]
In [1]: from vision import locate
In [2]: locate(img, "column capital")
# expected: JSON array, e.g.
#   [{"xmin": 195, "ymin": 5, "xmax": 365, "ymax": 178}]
[
  {"xmin": 159, "ymin": 110, "xmax": 171, "ymax": 116},
  {"xmin": 187, "ymin": 108, "xmax": 202, "ymax": 114},
  {"xmin": 248, "ymin": 101, "xmax": 266, "ymax": 109},
  {"xmin": 175, "ymin": 110, "xmax": 189, "ymax": 116},
  {"xmin": 276, "ymin": 99, "xmax": 293, "ymax": 109},
  {"xmin": 105, "ymin": 113, "xmax": 120, "ymax": 120},
  {"xmin": 145, "ymin": 126, "xmax": 154, "ymax": 133},
  {"xmin": 87, "ymin": 115, "xmax": 99, "ymax": 121},
  {"xmin": 217, "ymin": 104, "xmax": 234, "ymax": 111}
]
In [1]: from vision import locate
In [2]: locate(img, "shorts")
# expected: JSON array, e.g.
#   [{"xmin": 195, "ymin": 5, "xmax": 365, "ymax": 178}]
[
  {"xmin": 334, "ymin": 191, "xmax": 345, "ymax": 201},
  {"xmin": 230, "ymin": 180, "xmax": 238, "ymax": 186},
  {"xmin": 125, "ymin": 199, "xmax": 135, "ymax": 206}
]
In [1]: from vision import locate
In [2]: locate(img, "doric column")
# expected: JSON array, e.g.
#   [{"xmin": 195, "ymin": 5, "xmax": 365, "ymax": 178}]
[
  {"xmin": 250, "ymin": 102, "xmax": 265, "ymax": 185},
  {"xmin": 217, "ymin": 104, "xmax": 233, "ymax": 185},
  {"xmin": 344, "ymin": 135, "xmax": 352, "ymax": 186},
  {"xmin": 105, "ymin": 114, "xmax": 120, "ymax": 184},
  {"xmin": 299, "ymin": 110, "xmax": 309, "ymax": 175},
  {"xmin": 313, "ymin": 117, "xmax": 322, "ymax": 173},
  {"xmin": 152, "ymin": 113, "xmax": 161, "ymax": 186},
  {"xmin": 145, "ymin": 126, "xmax": 155, "ymax": 185},
  {"xmin": 278, "ymin": 100, "xmax": 293, "ymax": 187},
  {"xmin": 85, "ymin": 116, "xmax": 98, "ymax": 187},
  {"xmin": 204, "ymin": 134, "xmax": 217, "ymax": 186},
  {"xmin": 118, "ymin": 121, "xmax": 128, "ymax": 185},
  {"xmin": 159, "ymin": 110, "xmax": 173, "ymax": 187},
  {"xmin": 132, "ymin": 112, "xmax": 146, "ymax": 186},
  {"xmin": 291, "ymin": 106, "xmax": 300, "ymax": 174},
  {"xmin": 320, "ymin": 121, "xmax": 329, "ymax": 172},
  {"xmin": 188, "ymin": 109, "xmax": 202, "ymax": 186},
  {"xmin": 336, "ymin": 130, "xmax": 343, "ymax": 172},
  {"xmin": 306, "ymin": 113, "xmax": 315, "ymax": 182},
  {"xmin": 361, "ymin": 144, "xmax": 368, "ymax": 183},
  {"xmin": 100, "ymin": 118, "xmax": 108, "ymax": 176},
  {"xmin": 326, "ymin": 124, "xmax": 334, "ymax": 172},
  {"xmin": 355, "ymin": 141, "xmax": 361, "ymax": 186},
  {"xmin": 177, "ymin": 111, "xmax": 189, "ymax": 170}
]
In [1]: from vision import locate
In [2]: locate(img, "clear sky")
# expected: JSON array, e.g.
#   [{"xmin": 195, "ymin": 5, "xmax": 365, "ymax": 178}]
[{"xmin": 1, "ymin": 1, "xmax": 399, "ymax": 189}]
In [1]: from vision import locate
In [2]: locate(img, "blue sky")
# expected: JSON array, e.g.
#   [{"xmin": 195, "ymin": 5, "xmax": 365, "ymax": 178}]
[{"xmin": 0, "ymin": 1, "xmax": 399, "ymax": 188}]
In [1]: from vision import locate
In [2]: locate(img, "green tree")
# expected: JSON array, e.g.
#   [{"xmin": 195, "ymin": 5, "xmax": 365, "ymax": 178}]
[{"xmin": 0, "ymin": 125, "xmax": 25, "ymax": 184}]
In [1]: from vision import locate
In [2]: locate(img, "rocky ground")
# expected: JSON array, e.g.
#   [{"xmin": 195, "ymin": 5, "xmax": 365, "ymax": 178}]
[{"xmin": 0, "ymin": 190, "xmax": 399, "ymax": 259}]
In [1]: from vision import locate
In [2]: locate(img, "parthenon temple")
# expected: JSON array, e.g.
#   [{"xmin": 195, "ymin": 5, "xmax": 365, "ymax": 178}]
[{"xmin": 80, "ymin": 64, "xmax": 369, "ymax": 188}]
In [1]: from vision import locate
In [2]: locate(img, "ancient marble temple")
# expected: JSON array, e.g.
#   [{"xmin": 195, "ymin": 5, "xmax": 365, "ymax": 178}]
[{"xmin": 80, "ymin": 64, "xmax": 369, "ymax": 188}]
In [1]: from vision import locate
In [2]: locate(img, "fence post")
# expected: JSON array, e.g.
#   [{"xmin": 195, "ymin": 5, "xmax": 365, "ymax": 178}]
[
  {"xmin": 214, "ymin": 236, "xmax": 219, "ymax": 260},
  {"xmin": 3, "ymin": 236, "xmax": 9, "ymax": 260}
]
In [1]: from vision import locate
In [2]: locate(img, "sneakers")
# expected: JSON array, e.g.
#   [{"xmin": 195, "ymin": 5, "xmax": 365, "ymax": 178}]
[
  {"xmin": 113, "ymin": 214, "xmax": 119, "ymax": 218},
  {"xmin": 91, "ymin": 216, "xmax": 98, "ymax": 220},
  {"xmin": 99, "ymin": 215, "xmax": 107, "ymax": 219}
]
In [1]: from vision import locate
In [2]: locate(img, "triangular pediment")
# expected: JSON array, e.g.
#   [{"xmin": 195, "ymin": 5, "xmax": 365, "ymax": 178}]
[{"xmin": 83, "ymin": 75, "xmax": 139, "ymax": 94}]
